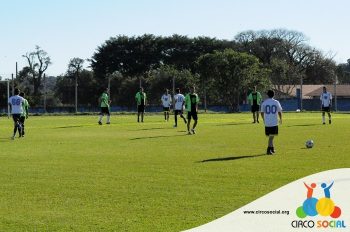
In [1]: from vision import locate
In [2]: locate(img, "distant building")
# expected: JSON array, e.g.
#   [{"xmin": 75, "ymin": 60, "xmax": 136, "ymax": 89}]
[{"xmin": 273, "ymin": 85, "xmax": 350, "ymax": 99}]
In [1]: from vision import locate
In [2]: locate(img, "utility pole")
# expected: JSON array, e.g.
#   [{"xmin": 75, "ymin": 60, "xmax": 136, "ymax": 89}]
[
  {"xmin": 75, "ymin": 72, "xmax": 78, "ymax": 113},
  {"xmin": 300, "ymin": 76, "xmax": 303, "ymax": 111},
  {"xmin": 334, "ymin": 74, "xmax": 338, "ymax": 112},
  {"xmin": 7, "ymin": 80, "xmax": 10, "ymax": 118},
  {"xmin": 11, "ymin": 73, "xmax": 14, "ymax": 95},
  {"xmin": 172, "ymin": 76, "xmax": 175, "ymax": 108},
  {"xmin": 43, "ymin": 74, "xmax": 47, "ymax": 113}
]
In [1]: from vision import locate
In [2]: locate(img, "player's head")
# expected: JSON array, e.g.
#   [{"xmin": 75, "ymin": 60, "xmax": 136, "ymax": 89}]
[
  {"xmin": 165, "ymin": 88, "xmax": 168, "ymax": 94},
  {"xmin": 19, "ymin": 92, "xmax": 25, "ymax": 97},
  {"xmin": 267, "ymin": 90, "xmax": 274, "ymax": 98},
  {"xmin": 321, "ymin": 183, "xmax": 326, "ymax": 188},
  {"xmin": 14, "ymin": 88, "xmax": 20, "ymax": 95},
  {"xmin": 323, "ymin": 86, "xmax": 327, "ymax": 93},
  {"xmin": 176, "ymin": 88, "xmax": 180, "ymax": 94},
  {"xmin": 191, "ymin": 86, "xmax": 196, "ymax": 93},
  {"xmin": 253, "ymin": 86, "xmax": 257, "ymax": 92},
  {"xmin": 139, "ymin": 87, "xmax": 144, "ymax": 93},
  {"xmin": 311, "ymin": 183, "xmax": 316, "ymax": 188},
  {"xmin": 105, "ymin": 88, "xmax": 109, "ymax": 93}
]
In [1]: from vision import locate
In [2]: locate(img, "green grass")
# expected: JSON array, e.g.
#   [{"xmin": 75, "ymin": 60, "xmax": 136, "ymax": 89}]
[{"xmin": 0, "ymin": 113, "xmax": 349, "ymax": 231}]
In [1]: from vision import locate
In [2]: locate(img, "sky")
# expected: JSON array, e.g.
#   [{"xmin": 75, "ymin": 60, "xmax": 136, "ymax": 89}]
[{"xmin": 0, "ymin": 0, "xmax": 349, "ymax": 78}]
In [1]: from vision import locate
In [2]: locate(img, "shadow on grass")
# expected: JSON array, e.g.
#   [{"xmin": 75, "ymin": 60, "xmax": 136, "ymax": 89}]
[
  {"xmin": 216, "ymin": 122, "xmax": 255, "ymax": 127},
  {"xmin": 131, "ymin": 127, "xmax": 170, "ymax": 131},
  {"xmin": 199, "ymin": 153, "xmax": 267, "ymax": 163},
  {"xmin": 130, "ymin": 134, "xmax": 187, "ymax": 140},
  {"xmin": 53, "ymin": 125, "xmax": 86, "ymax": 129},
  {"xmin": 286, "ymin": 123, "xmax": 320, "ymax": 127},
  {"xmin": 0, "ymin": 137, "xmax": 12, "ymax": 142}
]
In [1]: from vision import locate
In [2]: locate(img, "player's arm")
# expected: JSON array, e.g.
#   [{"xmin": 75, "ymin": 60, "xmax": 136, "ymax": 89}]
[
  {"xmin": 8, "ymin": 102, "xmax": 12, "ymax": 113},
  {"xmin": 25, "ymin": 103, "xmax": 29, "ymax": 119},
  {"xmin": 278, "ymin": 112, "xmax": 282, "ymax": 124},
  {"xmin": 260, "ymin": 103, "xmax": 264, "ymax": 121}
]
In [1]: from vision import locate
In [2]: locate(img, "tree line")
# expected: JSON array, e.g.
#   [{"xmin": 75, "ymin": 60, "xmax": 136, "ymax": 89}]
[{"xmin": 3, "ymin": 29, "xmax": 350, "ymax": 111}]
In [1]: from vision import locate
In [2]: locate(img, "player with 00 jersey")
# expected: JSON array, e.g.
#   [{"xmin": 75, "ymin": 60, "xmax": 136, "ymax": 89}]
[
  {"xmin": 8, "ymin": 88, "xmax": 25, "ymax": 140},
  {"xmin": 260, "ymin": 90, "xmax": 282, "ymax": 155},
  {"xmin": 173, "ymin": 88, "xmax": 187, "ymax": 128}
]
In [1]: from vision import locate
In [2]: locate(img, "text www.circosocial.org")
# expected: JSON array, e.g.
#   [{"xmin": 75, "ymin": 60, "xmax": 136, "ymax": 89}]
[{"xmin": 243, "ymin": 210, "xmax": 290, "ymax": 215}]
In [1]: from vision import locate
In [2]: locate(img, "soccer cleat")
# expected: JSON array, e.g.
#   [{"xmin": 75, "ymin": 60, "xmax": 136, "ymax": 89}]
[
  {"xmin": 271, "ymin": 147, "xmax": 275, "ymax": 153},
  {"xmin": 329, "ymin": 120, "xmax": 331, "ymax": 124},
  {"xmin": 191, "ymin": 129, "xmax": 196, "ymax": 134},
  {"xmin": 322, "ymin": 122, "xmax": 326, "ymax": 125},
  {"xmin": 106, "ymin": 122, "xmax": 110, "ymax": 124},
  {"xmin": 266, "ymin": 147, "xmax": 273, "ymax": 155},
  {"xmin": 257, "ymin": 120, "xmax": 260, "ymax": 123},
  {"xmin": 98, "ymin": 121, "xmax": 102, "ymax": 125},
  {"xmin": 187, "ymin": 131, "xmax": 192, "ymax": 135}
]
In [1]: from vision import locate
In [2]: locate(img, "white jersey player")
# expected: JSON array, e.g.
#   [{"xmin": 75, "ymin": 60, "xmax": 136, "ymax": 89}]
[
  {"xmin": 8, "ymin": 88, "xmax": 25, "ymax": 139},
  {"xmin": 161, "ymin": 89, "xmax": 172, "ymax": 121},
  {"xmin": 173, "ymin": 88, "xmax": 187, "ymax": 127},
  {"xmin": 260, "ymin": 90, "xmax": 282, "ymax": 155},
  {"xmin": 320, "ymin": 86, "xmax": 332, "ymax": 124}
]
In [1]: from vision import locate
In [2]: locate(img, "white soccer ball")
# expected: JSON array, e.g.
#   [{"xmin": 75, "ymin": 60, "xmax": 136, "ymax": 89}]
[
  {"xmin": 296, "ymin": 109, "xmax": 301, "ymax": 112},
  {"xmin": 305, "ymin": 140, "xmax": 314, "ymax": 149}
]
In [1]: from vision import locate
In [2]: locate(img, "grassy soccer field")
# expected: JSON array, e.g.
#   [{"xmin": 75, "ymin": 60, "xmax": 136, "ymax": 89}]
[{"xmin": 0, "ymin": 113, "xmax": 349, "ymax": 231}]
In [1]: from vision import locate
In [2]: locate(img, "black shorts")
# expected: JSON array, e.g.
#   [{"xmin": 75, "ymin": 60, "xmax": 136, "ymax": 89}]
[
  {"xmin": 265, "ymin": 126, "xmax": 278, "ymax": 136},
  {"xmin": 138, "ymin": 105, "xmax": 145, "ymax": 113},
  {"xmin": 100, "ymin": 107, "xmax": 110, "ymax": 115},
  {"xmin": 322, "ymin": 106, "xmax": 331, "ymax": 112},
  {"xmin": 12, "ymin": 114, "xmax": 21, "ymax": 123},
  {"xmin": 174, "ymin": 110, "xmax": 183, "ymax": 115},
  {"xmin": 251, "ymin": 105, "xmax": 260, "ymax": 113},
  {"xmin": 187, "ymin": 111, "xmax": 198, "ymax": 120},
  {"xmin": 20, "ymin": 116, "xmax": 26, "ymax": 124},
  {"xmin": 163, "ymin": 107, "xmax": 170, "ymax": 112}
]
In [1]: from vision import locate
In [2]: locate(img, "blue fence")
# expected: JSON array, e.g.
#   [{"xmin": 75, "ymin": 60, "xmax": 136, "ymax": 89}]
[{"xmin": 1, "ymin": 98, "xmax": 350, "ymax": 113}]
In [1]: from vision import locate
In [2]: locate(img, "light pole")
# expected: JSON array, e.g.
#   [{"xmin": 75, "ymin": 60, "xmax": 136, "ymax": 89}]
[
  {"xmin": 44, "ymin": 74, "xmax": 47, "ymax": 113},
  {"xmin": 75, "ymin": 72, "xmax": 78, "ymax": 113}
]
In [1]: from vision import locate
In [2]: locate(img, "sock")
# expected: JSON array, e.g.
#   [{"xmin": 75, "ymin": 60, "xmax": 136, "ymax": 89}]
[
  {"xmin": 107, "ymin": 115, "xmax": 110, "ymax": 123},
  {"xmin": 98, "ymin": 115, "xmax": 103, "ymax": 122},
  {"xmin": 322, "ymin": 115, "xmax": 325, "ymax": 123}
]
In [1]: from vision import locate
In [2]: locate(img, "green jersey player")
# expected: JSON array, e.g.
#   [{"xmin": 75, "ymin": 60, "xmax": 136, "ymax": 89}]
[{"xmin": 98, "ymin": 88, "xmax": 111, "ymax": 125}]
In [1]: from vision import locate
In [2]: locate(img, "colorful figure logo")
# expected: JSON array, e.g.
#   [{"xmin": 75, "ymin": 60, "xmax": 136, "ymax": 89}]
[{"xmin": 296, "ymin": 181, "xmax": 341, "ymax": 219}]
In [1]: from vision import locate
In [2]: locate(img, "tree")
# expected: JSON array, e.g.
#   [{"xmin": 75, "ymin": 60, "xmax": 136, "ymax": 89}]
[
  {"xmin": 336, "ymin": 59, "xmax": 350, "ymax": 84},
  {"xmin": 22, "ymin": 46, "xmax": 51, "ymax": 104},
  {"xmin": 197, "ymin": 49, "xmax": 270, "ymax": 111},
  {"xmin": 55, "ymin": 69, "xmax": 98, "ymax": 107},
  {"xmin": 147, "ymin": 65, "xmax": 198, "ymax": 104}
]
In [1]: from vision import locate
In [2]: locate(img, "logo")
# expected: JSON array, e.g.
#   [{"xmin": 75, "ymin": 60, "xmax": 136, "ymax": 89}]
[
  {"xmin": 296, "ymin": 181, "xmax": 341, "ymax": 219},
  {"xmin": 291, "ymin": 181, "xmax": 346, "ymax": 229}
]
